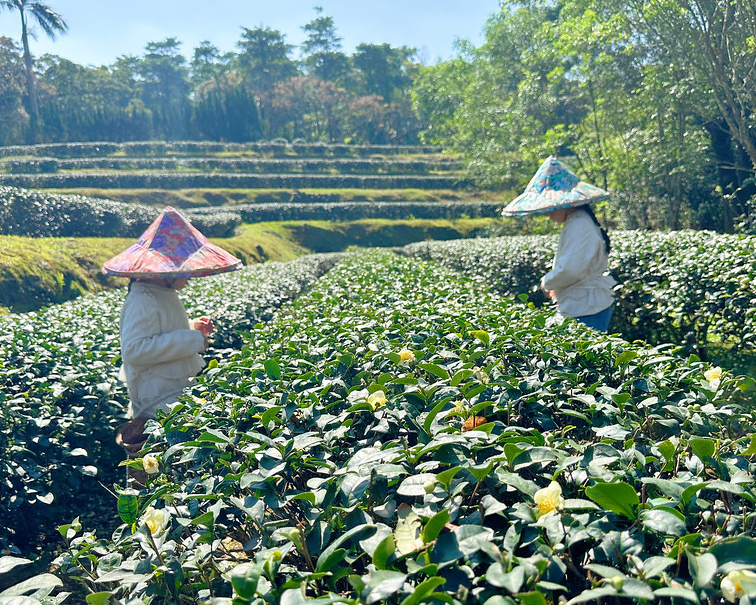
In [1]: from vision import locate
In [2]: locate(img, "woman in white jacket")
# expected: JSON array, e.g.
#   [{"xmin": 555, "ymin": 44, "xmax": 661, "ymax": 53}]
[
  {"xmin": 540, "ymin": 204, "xmax": 615, "ymax": 331},
  {"xmin": 102, "ymin": 207, "xmax": 242, "ymax": 465},
  {"xmin": 502, "ymin": 156, "xmax": 615, "ymax": 332}
]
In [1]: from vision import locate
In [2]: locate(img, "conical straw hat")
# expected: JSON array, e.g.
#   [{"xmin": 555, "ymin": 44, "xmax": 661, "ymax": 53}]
[
  {"xmin": 102, "ymin": 206, "xmax": 243, "ymax": 278},
  {"xmin": 501, "ymin": 156, "xmax": 609, "ymax": 216}
]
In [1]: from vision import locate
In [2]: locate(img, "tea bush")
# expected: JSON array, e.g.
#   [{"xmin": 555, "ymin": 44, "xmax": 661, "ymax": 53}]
[
  {"xmin": 189, "ymin": 201, "xmax": 501, "ymax": 222},
  {"xmin": 0, "ymin": 172, "xmax": 465, "ymax": 190},
  {"xmin": 2, "ymin": 157, "xmax": 460, "ymax": 175},
  {"xmin": 0, "ymin": 254, "xmax": 338, "ymax": 554},
  {"xmin": 0, "ymin": 141, "xmax": 442, "ymax": 159},
  {"xmin": 402, "ymin": 231, "xmax": 756, "ymax": 358},
  {"xmin": 55, "ymin": 250, "xmax": 754, "ymax": 604},
  {"xmin": 0, "ymin": 186, "xmax": 240, "ymax": 238}
]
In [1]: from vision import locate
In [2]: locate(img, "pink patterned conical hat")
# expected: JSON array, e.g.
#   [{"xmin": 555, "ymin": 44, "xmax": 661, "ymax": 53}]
[
  {"xmin": 502, "ymin": 156, "xmax": 610, "ymax": 216},
  {"xmin": 102, "ymin": 207, "xmax": 243, "ymax": 278}
]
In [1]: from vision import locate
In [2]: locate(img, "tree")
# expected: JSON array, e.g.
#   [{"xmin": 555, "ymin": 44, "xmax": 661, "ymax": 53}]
[
  {"xmin": 0, "ymin": 36, "xmax": 26, "ymax": 144},
  {"xmin": 353, "ymin": 43, "xmax": 416, "ymax": 102},
  {"xmin": 300, "ymin": 6, "xmax": 350, "ymax": 83},
  {"xmin": 269, "ymin": 76, "xmax": 348, "ymax": 141},
  {"xmin": 190, "ymin": 41, "xmax": 232, "ymax": 88},
  {"xmin": 236, "ymin": 26, "xmax": 298, "ymax": 96},
  {"xmin": 136, "ymin": 38, "xmax": 190, "ymax": 139},
  {"xmin": 0, "ymin": 0, "xmax": 67, "ymax": 141}
]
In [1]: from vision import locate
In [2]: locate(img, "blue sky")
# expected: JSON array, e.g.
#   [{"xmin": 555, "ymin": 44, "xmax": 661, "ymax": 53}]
[{"xmin": 0, "ymin": 0, "xmax": 502, "ymax": 67}]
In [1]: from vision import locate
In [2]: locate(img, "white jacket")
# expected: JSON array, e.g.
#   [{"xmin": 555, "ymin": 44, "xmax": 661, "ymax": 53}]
[
  {"xmin": 119, "ymin": 281, "xmax": 205, "ymax": 418},
  {"xmin": 540, "ymin": 210, "xmax": 616, "ymax": 317}
]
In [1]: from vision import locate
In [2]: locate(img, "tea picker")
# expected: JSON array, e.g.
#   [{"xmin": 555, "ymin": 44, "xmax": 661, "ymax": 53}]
[
  {"xmin": 502, "ymin": 156, "xmax": 616, "ymax": 332},
  {"xmin": 102, "ymin": 206, "xmax": 242, "ymax": 485}
]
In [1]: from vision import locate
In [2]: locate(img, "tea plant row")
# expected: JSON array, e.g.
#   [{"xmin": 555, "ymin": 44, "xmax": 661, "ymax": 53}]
[
  {"xmin": 0, "ymin": 254, "xmax": 339, "ymax": 554},
  {"xmin": 56, "ymin": 250, "xmax": 755, "ymax": 604},
  {"xmin": 2, "ymin": 157, "xmax": 460, "ymax": 176},
  {"xmin": 0, "ymin": 186, "xmax": 497, "ymax": 238},
  {"xmin": 0, "ymin": 141, "xmax": 442, "ymax": 160},
  {"xmin": 0, "ymin": 186, "xmax": 239, "ymax": 238},
  {"xmin": 1, "ymin": 172, "xmax": 465, "ymax": 191},
  {"xmin": 402, "ymin": 231, "xmax": 756, "ymax": 358}
]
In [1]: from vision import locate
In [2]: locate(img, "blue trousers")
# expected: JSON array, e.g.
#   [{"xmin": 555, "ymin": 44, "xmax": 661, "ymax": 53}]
[{"xmin": 575, "ymin": 305, "xmax": 613, "ymax": 332}]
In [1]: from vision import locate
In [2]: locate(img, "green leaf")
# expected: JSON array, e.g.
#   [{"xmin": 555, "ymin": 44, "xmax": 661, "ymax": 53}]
[
  {"xmin": 423, "ymin": 399, "xmax": 451, "ymax": 435},
  {"xmin": 316, "ymin": 525, "xmax": 376, "ymax": 572},
  {"xmin": 261, "ymin": 406, "xmax": 283, "ymax": 427},
  {"xmin": 681, "ymin": 483, "xmax": 707, "ymax": 505},
  {"xmin": 565, "ymin": 587, "xmax": 616, "ymax": 605},
  {"xmin": 615, "ymin": 351, "xmax": 638, "ymax": 366},
  {"xmin": 264, "ymin": 359, "xmax": 281, "ymax": 379},
  {"xmin": 197, "ymin": 429, "xmax": 230, "ymax": 443},
  {"xmin": 708, "ymin": 536, "xmax": 756, "ymax": 571},
  {"xmin": 654, "ymin": 587, "xmax": 700, "ymax": 603},
  {"xmin": 85, "ymin": 592, "xmax": 113, "ymax": 605},
  {"xmin": 517, "ymin": 592, "xmax": 549, "ymax": 605},
  {"xmin": 364, "ymin": 570, "xmax": 407, "ymax": 604},
  {"xmin": 584, "ymin": 481, "xmax": 639, "ymax": 519},
  {"xmin": 231, "ymin": 560, "xmax": 265, "ymax": 601},
  {"xmin": 450, "ymin": 369, "xmax": 474, "ymax": 387},
  {"xmin": 742, "ymin": 434, "xmax": 756, "ymax": 456},
  {"xmin": 0, "ymin": 557, "xmax": 31, "ymax": 575},
  {"xmin": 469, "ymin": 330, "xmax": 490, "ymax": 345},
  {"xmin": 0, "ymin": 573, "xmax": 62, "ymax": 596},
  {"xmin": 399, "ymin": 577, "xmax": 446, "ymax": 605},
  {"xmin": 467, "ymin": 460, "xmax": 494, "ymax": 483},
  {"xmin": 436, "ymin": 466, "xmax": 462, "ymax": 490},
  {"xmin": 687, "ymin": 552, "xmax": 717, "ymax": 588},
  {"xmin": 689, "ymin": 437, "xmax": 715, "ymax": 461},
  {"xmin": 397, "ymin": 474, "xmax": 438, "ymax": 497},
  {"xmin": 422, "ymin": 509, "xmax": 450, "ymax": 544},
  {"xmin": 372, "ymin": 534, "xmax": 395, "ymax": 570},
  {"xmin": 641, "ymin": 508, "xmax": 687, "ymax": 536},
  {"xmin": 117, "ymin": 492, "xmax": 139, "ymax": 525},
  {"xmin": 485, "ymin": 562, "xmax": 524, "ymax": 593},
  {"xmin": 418, "ymin": 363, "xmax": 449, "ymax": 380}
]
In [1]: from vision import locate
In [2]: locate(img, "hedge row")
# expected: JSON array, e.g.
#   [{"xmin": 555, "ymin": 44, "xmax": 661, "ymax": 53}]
[
  {"xmin": 0, "ymin": 186, "xmax": 239, "ymax": 238},
  {"xmin": 1, "ymin": 157, "xmax": 461, "ymax": 175},
  {"xmin": 0, "ymin": 140, "xmax": 443, "ymax": 159},
  {"xmin": 402, "ymin": 231, "xmax": 756, "ymax": 357},
  {"xmin": 190, "ymin": 200, "xmax": 502, "ymax": 222},
  {"xmin": 0, "ymin": 172, "xmax": 467, "ymax": 190}
]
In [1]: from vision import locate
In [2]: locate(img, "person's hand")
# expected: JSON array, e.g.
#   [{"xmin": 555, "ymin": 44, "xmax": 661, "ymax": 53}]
[{"xmin": 192, "ymin": 316, "xmax": 215, "ymax": 336}]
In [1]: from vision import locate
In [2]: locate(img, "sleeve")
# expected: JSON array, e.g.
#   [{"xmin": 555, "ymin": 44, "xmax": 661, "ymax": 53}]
[
  {"xmin": 540, "ymin": 218, "xmax": 601, "ymax": 291},
  {"xmin": 121, "ymin": 295, "xmax": 205, "ymax": 368}
]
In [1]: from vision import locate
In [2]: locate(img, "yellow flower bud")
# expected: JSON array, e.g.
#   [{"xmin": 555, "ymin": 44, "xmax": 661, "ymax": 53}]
[
  {"xmin": 142, "ymin": 455, "xmax": 160, "ymax": 475},
  {"xmin": 140, "ymin": 506, "xmax": 170, "ymax": 536},
  {"xmin": 533, "ymin": 481, "xmax": 565, "ymax": 518},
  {"xmin": 367, "ymin": 390, "xmax": 387, "ymax": 410},
  {"xmin": 399, "ymin": 349, "xmax": 416, "ymax": 364},
  {"xmin": 722, "ymin": 569, "xmax": 756, "ymax": 602}
]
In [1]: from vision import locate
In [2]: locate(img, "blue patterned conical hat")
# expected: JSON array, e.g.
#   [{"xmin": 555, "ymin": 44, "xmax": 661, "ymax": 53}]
[{"xmin": 501, "ymin": 156, "xmax": 610, "ymax": 216}]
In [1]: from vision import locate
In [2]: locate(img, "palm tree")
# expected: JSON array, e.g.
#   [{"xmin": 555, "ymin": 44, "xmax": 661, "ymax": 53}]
[{"xmin": 0, "ymin": 0, "xmax": 67, "ymax": 140}]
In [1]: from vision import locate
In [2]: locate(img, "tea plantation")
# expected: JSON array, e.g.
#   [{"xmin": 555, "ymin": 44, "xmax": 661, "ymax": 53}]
[{"xmin": 2, "ymin": 247, "xmax": 755, "ymax": 605}]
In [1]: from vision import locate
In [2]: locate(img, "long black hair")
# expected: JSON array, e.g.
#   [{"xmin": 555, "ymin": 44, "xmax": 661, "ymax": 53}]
[{"xmin": 580, "ymin": 205, "xmax": 611, "ymax": 254}]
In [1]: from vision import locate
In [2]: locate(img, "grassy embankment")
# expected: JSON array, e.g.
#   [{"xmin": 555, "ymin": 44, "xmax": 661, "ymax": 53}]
[{"xmin": 0, "ymin": 217, "xmax": 499, "ymax": 313}]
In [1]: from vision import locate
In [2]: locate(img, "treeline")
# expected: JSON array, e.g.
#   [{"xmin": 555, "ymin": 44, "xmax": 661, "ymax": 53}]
[
  {"xmin": 0, "ymin": 7, "xmax": 421, "ymax": 147},
  {"xmin": 412, "ymin": 0, "xmax": 756, "ymax": 232}
]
